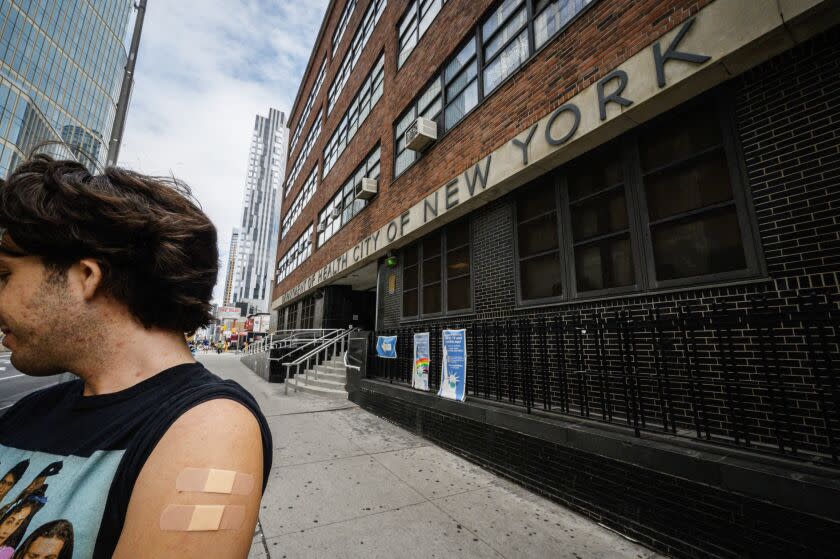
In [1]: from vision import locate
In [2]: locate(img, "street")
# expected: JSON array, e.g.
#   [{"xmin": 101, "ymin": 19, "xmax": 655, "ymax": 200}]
[{"xmin": 0, "ymin": 353, "xmax": 67, "ymax": 415}]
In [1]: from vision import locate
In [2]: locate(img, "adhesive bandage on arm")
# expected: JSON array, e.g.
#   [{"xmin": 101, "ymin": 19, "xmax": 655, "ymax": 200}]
[
  {"xmin": 159, "ymin": 504, "xmax": 246, "ymax": 531},
  {"xmin": 175, "ymin": 468, "xmax": 254, "ymax": 495}
]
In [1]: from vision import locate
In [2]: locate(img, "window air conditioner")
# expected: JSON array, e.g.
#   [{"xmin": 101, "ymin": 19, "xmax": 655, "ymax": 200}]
[
  {"xmin": 317, "ymin": 220, "xmax": 326, "ymax": 233},
  {"xmin": 330, "ymin": 207, "xmax": 342, "ymax": 220},
  {"xmin": 354, "ymin": 177, "xmax": 377, "ymax": 200},
  {"xmin": 405, "ymin": 116, "xmax": 437, "ymax": 151}
]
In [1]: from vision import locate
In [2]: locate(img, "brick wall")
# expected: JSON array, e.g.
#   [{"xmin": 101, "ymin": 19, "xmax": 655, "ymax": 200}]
[
  {"xmin": 372, "ymin": 28, "xmax": 840, "ymax": 460},
  {"xmin": 274, "ymin": 0, "xmax": 716, "ymax": 302},
  {"xmin": 472, "ymin": 199, "xmax": 517, "ymax": 315},
  {"xmin": 736, "ymin": 28, "xmax": 840, "ymax": 297}
]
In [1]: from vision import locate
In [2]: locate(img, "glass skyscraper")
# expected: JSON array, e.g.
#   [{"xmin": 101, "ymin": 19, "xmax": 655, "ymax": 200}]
[
  {"xmin": 230, "ymin": 108, "xmax": 288, "ymax": 315},
  {"xmin": 0, "ymin": 0, "xmax": 135, "ymax": 177}
]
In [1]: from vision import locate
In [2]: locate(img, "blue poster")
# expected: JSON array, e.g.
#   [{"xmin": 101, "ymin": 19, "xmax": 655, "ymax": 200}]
[
  {"xmin": 438, "ymin": 329, "xmax": 467, "ymax": 401},
  {"xmin": 412, "ymin": 332, "xmax": 430, "ymax": 391},
  {"xmin": 376, "ymin": 335, "xmax": 397, "ymax": 359}
]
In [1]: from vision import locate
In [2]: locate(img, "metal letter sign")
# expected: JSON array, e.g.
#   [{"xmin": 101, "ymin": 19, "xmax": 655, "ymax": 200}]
[
  {"xmin": 413, "ymin": 332, "xmax": 430, "ymax": 391},
  {"xmin": 376, "ymin": 335, "xmax": 397, "ymax": 359},
  {"xmin": 438, "ymin": 329, "xmax": 467, "ymax": 401}
]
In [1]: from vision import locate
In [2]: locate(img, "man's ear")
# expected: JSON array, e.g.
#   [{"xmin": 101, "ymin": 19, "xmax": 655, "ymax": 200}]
[{"xmin": 77, "ymin": 258, "xmax": 104, "ymax": 301}]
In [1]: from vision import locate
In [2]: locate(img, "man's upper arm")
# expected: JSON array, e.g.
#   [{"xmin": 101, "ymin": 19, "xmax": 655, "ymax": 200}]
[{"xmin": 113, "ymin": 398, "xmax": 265, "ymax": 559}]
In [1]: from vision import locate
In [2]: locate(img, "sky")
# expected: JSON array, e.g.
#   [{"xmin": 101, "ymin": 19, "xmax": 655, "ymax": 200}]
[{"xmin": 118, "ymin": 0, "xmax": 330, "ymax": 304}]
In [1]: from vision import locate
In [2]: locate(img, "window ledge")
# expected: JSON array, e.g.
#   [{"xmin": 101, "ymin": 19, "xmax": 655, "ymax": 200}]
[
  {"xmin": 516, "ymin": 275, "xmax": 773, "ymax": 311},
  {"xmin": 398, "ymin": 308, "xmax": 475, "ymax": 324}
]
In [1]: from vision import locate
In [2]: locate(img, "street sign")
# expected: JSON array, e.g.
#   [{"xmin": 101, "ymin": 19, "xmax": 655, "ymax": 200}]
[{"xmin": 216, "ymin": 306, "xmax": 242, "ymax": 320}]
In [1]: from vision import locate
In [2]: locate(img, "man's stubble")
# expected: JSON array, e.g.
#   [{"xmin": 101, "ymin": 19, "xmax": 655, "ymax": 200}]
[{"xmin": 10, "ymin": 270, "xmax": 98, "ymax": 377}]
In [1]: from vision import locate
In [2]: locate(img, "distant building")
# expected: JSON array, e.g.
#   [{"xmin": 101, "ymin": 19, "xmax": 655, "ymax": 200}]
[
  {"xmin": 0, "ymin": 1, "xmax": 137, "ymax": 176},
  {"xmin": 223, "ymin": 229, "xmax": 240, "ymax": 306},
  {"xmin": 230, "ymin": 108, "xmax": 288, "ymax": 314}
]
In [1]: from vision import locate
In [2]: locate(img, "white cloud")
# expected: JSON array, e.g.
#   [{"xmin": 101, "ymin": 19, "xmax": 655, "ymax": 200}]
[{"xmin": 118, "ymin": 0, "xmax": 328, "ymax": 304}]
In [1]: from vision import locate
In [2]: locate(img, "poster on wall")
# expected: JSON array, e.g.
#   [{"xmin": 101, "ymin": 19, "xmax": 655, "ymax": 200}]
[
  {"xmin": 376, "ymin": 335, "xmax": 397, "ymax": 359},
  {"xmin": 438, "ymin": 329, "xmax": 467, "ymax": 401},
  {"xmin": 412, "ymin": 332, "xmax": 430, "ymax": 391}
]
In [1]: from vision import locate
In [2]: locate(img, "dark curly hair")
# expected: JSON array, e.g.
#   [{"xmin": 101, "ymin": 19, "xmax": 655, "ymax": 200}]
[{"xmin": 0, "ymin": 154, "xmax": 218, "ymax": 333}]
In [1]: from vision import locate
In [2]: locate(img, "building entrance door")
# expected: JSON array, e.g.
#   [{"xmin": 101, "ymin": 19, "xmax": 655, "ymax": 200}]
[{"xmin": 322, "ymin": 285, "xmax": 376, "ymax": 330}]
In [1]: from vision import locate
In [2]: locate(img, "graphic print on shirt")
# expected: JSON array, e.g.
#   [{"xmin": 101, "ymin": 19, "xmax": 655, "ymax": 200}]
[{"xmin": 0, "ymin": 445, "xmax": 124, "ymax": 558}]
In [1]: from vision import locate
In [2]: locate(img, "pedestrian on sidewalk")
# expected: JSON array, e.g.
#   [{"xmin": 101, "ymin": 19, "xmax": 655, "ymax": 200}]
[{"xmin": 0, "ymin": 155, "xmax": 272, "ymax": 558}]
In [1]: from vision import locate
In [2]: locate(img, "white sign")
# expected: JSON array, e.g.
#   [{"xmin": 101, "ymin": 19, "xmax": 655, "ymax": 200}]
[
  {"xmin": 217, "ymin": 306, "xmax": 242, "ymax": 320},
  {"xmin": 252, "ymin": 314, "xmax": 270, "ymax": 333}
]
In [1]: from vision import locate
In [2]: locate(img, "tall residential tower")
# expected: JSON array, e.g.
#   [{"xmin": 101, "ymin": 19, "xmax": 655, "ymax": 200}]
[
  {"xmin": 230, "ymin": 108, "xmax": 287, "ymax": 314},
  {"xmin": 0, "ymin": 0, "xmax": 138, "ymax": 177},
  {"xmin": 223, "ymin": 229, "xmax": 240, "ymax": 306}
]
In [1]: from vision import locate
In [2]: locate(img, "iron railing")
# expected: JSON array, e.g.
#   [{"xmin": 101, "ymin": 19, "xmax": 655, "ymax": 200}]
[
  {"xmin": 368, "ymin": 293, "xmax": 840, "ymax": 465},
  {"xmin": 246, "ymin": 329, "xmax": 342, "ymax": 355},
  {"xmin": 283, "ymin": 328, "xmax": 357, "ymax": 394},
  {"xmin": 241, "ymin": 329, "xmax": 344, "ymax": 382}
]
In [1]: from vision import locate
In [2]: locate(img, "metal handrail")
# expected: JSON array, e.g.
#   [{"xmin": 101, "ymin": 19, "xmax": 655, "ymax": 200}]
[
  {"xmin": 246, "ymin": 329, "xmax": 342, "ymax": 355},
  {"xmin": 275, "ymin": 329, "xmax": 345, "ymax": 362},
  {"xmin": 251, "ymin": 331, "xmax": 294, "ymax": 354},
  {"xmin": 281, "ymin": 328, "xmax": 358, "ymax": 394}
]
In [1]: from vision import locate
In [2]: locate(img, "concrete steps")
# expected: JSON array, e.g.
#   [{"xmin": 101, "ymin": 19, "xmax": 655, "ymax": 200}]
[{"xmin": 289, "ymin": 352, "xmax": 348, "ymax": 399}]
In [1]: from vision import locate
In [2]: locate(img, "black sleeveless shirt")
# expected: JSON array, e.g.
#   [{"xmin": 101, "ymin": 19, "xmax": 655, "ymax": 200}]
[{"xmin": 0, "ymin": 362, "xmax": 272, "ymax": 558}]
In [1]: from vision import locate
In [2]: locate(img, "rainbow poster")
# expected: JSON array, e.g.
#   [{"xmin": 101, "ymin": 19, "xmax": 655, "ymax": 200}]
[{"xmin": 412, "ymin": 332, "xmax": 430, "ymax": 391}]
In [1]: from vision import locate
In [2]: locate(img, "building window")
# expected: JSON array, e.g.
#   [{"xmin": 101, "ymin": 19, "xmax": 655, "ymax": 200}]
[
  {"xmin": 516, "ymin": 176, "xmax": 563, "ymax": 301},
  {"xmin": 393, "ymin": 0, "xmax": 597, "ymax": 178},
  {"xmin": 282, "ymin": 166, "xmax": 318, "ymax": 239},
  {"xmin": 567, "ymin": 143, "xmax": 635, "ymax": 292},
  {"xmin": 639, "ymin": 103, "xmax": 748, "ymax": 282},
  {"xmin": 276, "ymin": 224, "xmax": 313, "ymax": 283},
  {"xmin": 443, "ymin": 37, "xmax": 478, "ymax": 130},
  {"xmin": 402, "ymin": 244, "xmax": 419, "ymax": 316},
  {"xmin": 534, "ymin": 0, "xmax": 594, "ymax": 49},
  {"xmin": 332, "ymin": 0, "xmax": 357, "ymax": 56},
  {"xmin": 318, "ymin": 145, "xmax": 380, "ymax": 246},
  {"xmin": 402, "ymin": 220, "xmax": 472, "ymax": 318},
  {"xmin": 421, "ymin": 232, "xmax": 443, "ymax": 314},
  {"xmin": 327, "ymin": 0, "xmax": 387, "ymax": 115},
  {"xmin": 446, "ymin": 220, "xmax": 472, "ymax": 310},
  {"xmin": 289, "ymin": 58, "xmax": 327, "ymax": 154},
  {"xmin": 397, "ymin": 0, "xmax": 447, "ymax": 68},
  {"xmin": 286, "ymin": 111, "xmax": 322, "ymax": 195},
  {"xmin": 286, "ymin": 302, "xmax": 299, "ymax": 329},
  {"xmin": 323, "ymin": 54, "xmax": 384, "ymax": 177},
  {"xmin": 394, "ymin": 79, "xmax": 442, "ymax": 176},
  {"xmin": 301, "ymin": 295, "xmax": 315, "ymax": 329},
  {"xmin": 514, "ymin": 96, "xmax": 761, "ymax": 304},
  {"xmin": 481, "ymin": 0, "xmax": 529, "ymax": 95}
]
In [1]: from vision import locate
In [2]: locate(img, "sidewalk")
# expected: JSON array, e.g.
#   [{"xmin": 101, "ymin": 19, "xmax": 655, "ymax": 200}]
[{"xmin": 199, "ymin": 354, "xmax": 663, "ymax": 559}]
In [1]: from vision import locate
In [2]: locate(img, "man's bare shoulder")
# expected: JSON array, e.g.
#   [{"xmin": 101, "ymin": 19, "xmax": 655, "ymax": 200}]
[{"xmin": 113, "ymin": 399, "xmax": 265, "ymax": 558}]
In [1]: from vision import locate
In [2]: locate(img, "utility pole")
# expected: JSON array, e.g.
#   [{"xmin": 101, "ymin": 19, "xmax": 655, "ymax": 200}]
[{"xmin": 106, "ymin": 0, "xmax": 147, "ymax": 167}]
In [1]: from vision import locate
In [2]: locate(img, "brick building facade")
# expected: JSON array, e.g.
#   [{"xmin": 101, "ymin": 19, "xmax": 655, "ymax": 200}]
[{"xmin": 272, "ymin": 0, "xmax": 840, "ymax": 556}]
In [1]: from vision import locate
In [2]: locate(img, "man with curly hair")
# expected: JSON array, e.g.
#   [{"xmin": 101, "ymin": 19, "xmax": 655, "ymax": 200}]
[{"xmin": 0, "ymin": 156, "xmax": 272, "ymax": 558}]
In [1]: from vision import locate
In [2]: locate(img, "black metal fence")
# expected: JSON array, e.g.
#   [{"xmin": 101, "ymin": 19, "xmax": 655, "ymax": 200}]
[{"xmin": 368, "ymin": 293, "xmax": 840, "ymax": 465}]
